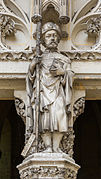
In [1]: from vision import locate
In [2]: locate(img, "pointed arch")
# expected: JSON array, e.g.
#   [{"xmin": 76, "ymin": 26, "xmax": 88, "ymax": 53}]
[{"xmin": 42, "ymin": 0, "xmax": 59, "ymax": 13}]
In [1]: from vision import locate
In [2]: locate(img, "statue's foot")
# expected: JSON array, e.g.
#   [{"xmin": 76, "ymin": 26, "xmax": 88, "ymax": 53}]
[
  {"xmin": 43, "ymin": 147, "xmax": 52, "ymax": 153},
  {"xmin": 53, "ymin": 147, "xmax": 63, "ymax": 153}
]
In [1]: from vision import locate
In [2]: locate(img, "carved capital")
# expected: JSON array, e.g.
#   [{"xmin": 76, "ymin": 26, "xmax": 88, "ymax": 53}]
[
  {"xmin": 73, "ymin": 97, "xmax": 85, "ymax": 118},
  {"xmin": 15, "ymin": 98, "xmax": 26, "ymax": 124}
]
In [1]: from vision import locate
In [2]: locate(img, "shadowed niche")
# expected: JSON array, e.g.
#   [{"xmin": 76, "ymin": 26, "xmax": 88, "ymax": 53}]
[
  {"xmin": 0, "ymin": 100, "xmax": 25, "ymax": 179},
  {"xmin": 73, "ymin": 100, "xmax": 101, "ymax": 179}
]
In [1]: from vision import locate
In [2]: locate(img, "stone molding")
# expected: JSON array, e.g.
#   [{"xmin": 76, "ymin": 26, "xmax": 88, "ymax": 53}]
[
  {"xmin": 0, "ymin": 50, "xmax": 101, "ymax": 61},
  {"xmin": 0, "ymin": 51, "xmax": 33, "ymax": 61},
  {"xmin": 62, "ymin": 51, "xmax": 101, "ymax": 61}
]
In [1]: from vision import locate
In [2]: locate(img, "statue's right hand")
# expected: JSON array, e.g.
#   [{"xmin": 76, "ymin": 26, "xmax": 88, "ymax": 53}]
[
  {"xmin": 29, "ymin": 58, "xmax": 36, "ymax": 74},
  {"xmin": 35, "ymin": 55, "xmax": 42, "ymax": 65},
  {"xmin": 29, "ymin": 56, "xmax": 42, "ymax": 74}
]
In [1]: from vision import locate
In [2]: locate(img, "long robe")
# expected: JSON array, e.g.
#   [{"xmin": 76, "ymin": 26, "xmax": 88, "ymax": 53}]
[{"xmin": 27, "ymin": 50, "xmax": 74, "ymax": 133}]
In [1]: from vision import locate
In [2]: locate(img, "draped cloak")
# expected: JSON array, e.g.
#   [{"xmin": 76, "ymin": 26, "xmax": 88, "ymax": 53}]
[{"xmin": 26, "ymin": 50, "xmax": 74, "ymax": 133}]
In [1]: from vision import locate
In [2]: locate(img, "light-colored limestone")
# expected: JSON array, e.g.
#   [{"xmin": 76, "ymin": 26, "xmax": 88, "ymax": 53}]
[
  {"xmin": 17, "ymin": 153, "xmax": 79, "ymax": 179},
  {"xmin": 0, "ymin": 0, "xmax": 101, "ymax": 179}
]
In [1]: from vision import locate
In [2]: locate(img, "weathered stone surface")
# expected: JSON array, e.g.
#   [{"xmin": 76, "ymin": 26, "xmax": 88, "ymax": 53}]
[
  {"xmin": 17, "ymin": 153, "xmax": 79, "ymax": 179},
  {"xmin": 1, "ymin": 0, "xmax": 101, "ymax": 178}
]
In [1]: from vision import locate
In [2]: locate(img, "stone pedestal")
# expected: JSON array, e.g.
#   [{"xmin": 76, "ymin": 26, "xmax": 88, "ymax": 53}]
[{"xmin": 17, "ymin": 153, "xmax": 79, "ymax": 179}]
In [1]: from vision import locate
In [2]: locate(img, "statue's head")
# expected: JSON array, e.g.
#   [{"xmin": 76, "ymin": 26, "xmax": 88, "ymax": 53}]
[{"xmin": 42, "ymin": 22, "xmax": 61, "ymax": 49}]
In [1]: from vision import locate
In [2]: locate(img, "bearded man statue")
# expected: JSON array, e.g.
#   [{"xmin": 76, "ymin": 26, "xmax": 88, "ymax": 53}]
[{"xmin": 27, "ymin": 22, "xmax": 74, "ymax": 153}]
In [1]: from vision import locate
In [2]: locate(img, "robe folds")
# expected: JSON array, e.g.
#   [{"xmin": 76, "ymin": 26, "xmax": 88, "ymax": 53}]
[{"xmin": 27, "ymin": 50, "xmax": 74, "ymax": 133}]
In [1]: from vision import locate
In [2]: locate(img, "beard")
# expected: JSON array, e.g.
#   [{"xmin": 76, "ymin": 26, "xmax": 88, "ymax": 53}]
[{"xmin": 47, "ymin": 41, "xmax": 58, "ymax": 49}]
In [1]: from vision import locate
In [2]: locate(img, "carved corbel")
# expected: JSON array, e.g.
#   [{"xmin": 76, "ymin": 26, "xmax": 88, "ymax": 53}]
[
  {"xmin": 72, "ymin": 89, "xmax": 86, "ymax": 122},
  {"xmin": 73, "ymin": 97, "xmax": 85, "ymax": 119},
  {"xmin": 15, "ymin": 98, "xmax": 26, "ymax": 124},
  {"xmin": 14, "ymin": 90, "xmax": 27, "ymax": 125}
]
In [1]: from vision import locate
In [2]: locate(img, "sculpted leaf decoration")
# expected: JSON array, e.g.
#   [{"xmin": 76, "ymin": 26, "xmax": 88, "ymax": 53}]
[
  {"xmin": 15, "ymin": 98, "xmax": 26, "ymax": 124},
  {"xmin": 0, "ymin": 0, "xmax": 30, "ymax": 50},
  {"xmin": 71, "ymin": 0, "xmax": 101, "ymax": 51},
  {"xmin": 0, "ymin": 15, "xmax": 16, "ymax": 35}
]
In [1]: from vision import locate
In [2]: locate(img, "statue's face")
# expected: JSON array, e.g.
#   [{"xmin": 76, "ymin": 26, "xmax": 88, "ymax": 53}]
[{"xmin": 44, "ymin": 30, "xmax": 59, "ymax": 49}]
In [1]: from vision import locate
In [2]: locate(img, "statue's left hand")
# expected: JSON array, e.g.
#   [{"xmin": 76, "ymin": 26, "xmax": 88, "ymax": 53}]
[
  {"xmin": 49, "ymin": 58, "xmax": 65, "ymax": 76},
  {"xmin": 50, "ymin": 67, "xmax": 65, "ymax": 76}
]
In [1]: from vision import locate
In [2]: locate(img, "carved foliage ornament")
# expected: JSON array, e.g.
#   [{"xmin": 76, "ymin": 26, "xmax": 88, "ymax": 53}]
[
  {"xmin": 0, "ymin": 15, "xmax": 16, "ymax": 49},
  {"xmin": 26, "ymin": 128, "xmax": 75, "ymax": 158},
  {"xmin": 73, "ymin": 97, "xmax": 85, "ymax": 118},
  {"xmin": 15, "ymin": 98, "xmax": 26, "ymax": 124},
  {"xmin": 0, "ymin": 15, "xmax": 16, "ymax": 37},
  {"xmin": 0, "ymin": 0, "xmax": 30, "ymax": 50},
  {"xmin": 1, "ymin": 50, "xmax": 101, "ymax": 62},
  {"xmin": 71, "ymin": 0, "xmax": 101, "ymax": 50},
  {"xmin": 87, "ymin": 16, "xmax": 101, "ymax": 37},
  {"xmin": 19, "ymin": 167, "xmax": 77, "ymax": 179},
  {"xmin": 60, "ymin": 128, "xmax": 75, "ymax": 158},
  {"xmin": 63, "ymin": 51, "xmax": 101, "ymax": 61}
]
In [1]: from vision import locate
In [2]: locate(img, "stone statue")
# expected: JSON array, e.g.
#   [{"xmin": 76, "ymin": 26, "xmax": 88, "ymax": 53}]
[{"xmin": 27, "ymin": 22, "xmax": 74, "ymax": 153}]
